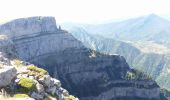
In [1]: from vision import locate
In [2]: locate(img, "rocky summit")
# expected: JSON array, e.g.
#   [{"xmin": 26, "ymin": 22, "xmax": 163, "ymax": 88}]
[
  {"xmin": 0, "ymin": 36, "xmax": 78, "ymax": 100},
  {"xmin": 0, "ymin": 16, "xmax": 166, "ymax": 100}
]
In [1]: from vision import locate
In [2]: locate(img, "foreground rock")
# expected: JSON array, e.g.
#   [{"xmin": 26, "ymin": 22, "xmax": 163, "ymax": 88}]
[
  {"xmin": 0, "ymin": 39, "xmax": 78, "ymax": 100},
  {"xmin": 0, "ymin": 66, "xmax": 17, "ymax": 88},
  {"xmin": 0, "ymin": 61, "xmax": 78, "ymax": 100}
]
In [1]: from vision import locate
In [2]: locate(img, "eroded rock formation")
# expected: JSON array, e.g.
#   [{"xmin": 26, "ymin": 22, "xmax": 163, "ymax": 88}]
[{"xmin": 0, "ymin": 16, "xmax": 164, "ymax": 100}]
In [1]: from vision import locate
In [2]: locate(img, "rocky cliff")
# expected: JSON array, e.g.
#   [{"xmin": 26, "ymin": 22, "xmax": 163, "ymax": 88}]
[
  {"xmin": 0, "ymin": 35, "xmax": 78, "ymax": 100},
  {"xmin": 65, "ymin": 27, "xmax": 170, "ymax": 91},
  {"xmin": 0, "ymin": 17, "xmax": 164, "ymax": 100}
]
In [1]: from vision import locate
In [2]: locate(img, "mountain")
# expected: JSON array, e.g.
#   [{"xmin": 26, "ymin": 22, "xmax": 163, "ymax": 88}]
[
  {"xmin": 0, "ymin": 16, "xmax": 165, "ymax": 100},
  {"xmin": 0, "ymin": 33, "xmax": 78, "ymax": 100},
  {"xmin": 63, "ymin": 14, "xmax": 170, "ymax": 46},
  {"xmin": 64, "ymin": 27, "xmax": 170, "ymax": 91},
  {"xmin": 62, "ymin": 14, "xmax": 170, "ymax": 91}
]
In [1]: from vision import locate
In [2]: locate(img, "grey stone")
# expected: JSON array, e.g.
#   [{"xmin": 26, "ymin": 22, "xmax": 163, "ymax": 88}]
[
  {"xmin": 36, "ymin": 83, "xmax": 44, "ymax": 93},
  {"xmin": 58, "ymin": 93, "xmax": 65, "ymax": 100},
  {"xmin": 47, "ymin": 86, "xmax": 56, "ymax": 95},
  {"xmin": 0, "ymin": 66, "xmax": 17, "ymax": 87},
  {"xmin": 52, "ymin": 78, "xmax": 61, "ymax": 87},
  {"xmin": 30, "ymin": 92, "xmax": 44, "ymax": 100},
  {"xmin": 62, "ymin": 89, "xmax": 69, "ymax": 96},
  {"xmin": 38, "ymin": 75, "xmax": 51, "ymax": 87}
]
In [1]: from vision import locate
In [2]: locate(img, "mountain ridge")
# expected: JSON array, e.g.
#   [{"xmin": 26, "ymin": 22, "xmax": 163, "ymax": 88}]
[
  {"xmin": 0, "ymin": 16, "xmax": 165, "ymax": 100},
  {"xmin": 65, "ymin": 26, "xmax": 170, "ymax": 93},
  {"xmin": 62, "ymin": 14, "xmax": 170, "ymax": 45}
]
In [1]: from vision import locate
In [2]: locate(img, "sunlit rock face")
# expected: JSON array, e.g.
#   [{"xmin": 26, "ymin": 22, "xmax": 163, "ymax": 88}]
[
  {"xmin": 0, "ymin": 17, "xmax": 162, "ymax": 100},
  {"xmin": 0, "ymin": 17, "xmax": 57, "ymax": 38}
]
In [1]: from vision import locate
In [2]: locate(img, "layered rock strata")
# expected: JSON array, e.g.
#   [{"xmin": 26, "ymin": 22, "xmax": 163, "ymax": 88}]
[{"xmin": 0, "ymin": 17, "xmax": 162, "ymax": 100}]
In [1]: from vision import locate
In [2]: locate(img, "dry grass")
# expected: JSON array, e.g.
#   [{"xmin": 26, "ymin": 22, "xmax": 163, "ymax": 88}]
[
  {"xmin": 13, "ymin": 59, "xmax": 22, "ymax": 68},
  {"xmin": 0, "ymin": 95, "xmax": 27, "ymax": 100},
  {"xmin": 0, "ymin": 89, "xmax": 13, "ymax": 100}
]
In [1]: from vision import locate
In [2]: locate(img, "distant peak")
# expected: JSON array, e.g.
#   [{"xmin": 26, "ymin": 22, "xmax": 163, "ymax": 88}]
[
  {"xmin": 148, "ymin": 13, "xmax": 159, "ymax": 17},
  {"xmin": 146, "ymin": 14, "xmax": 162, "ymax": 19}
]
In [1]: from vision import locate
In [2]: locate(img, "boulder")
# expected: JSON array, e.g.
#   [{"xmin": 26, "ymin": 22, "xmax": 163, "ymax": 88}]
[
  {"xmin": 52, "ymin": 78, "xmax": 61, "ymax": 87},
  {"xmin": 62, "ymin": 89, "xmax": 69, "ymax": 96},
  {"xmin": 30, "ymin": 92, "xmax": 44, "ymax": 100},
  {"xmin": 46, "ymin": 86, "xmax": 56, "ymax": 95},
  {"xmin": 38, "ymin": 75, "xmax": 51, "ymax": 87},
  {"xmin": 36, "ymin": 83, "xmax": 44, "ymax": 93},
  {"xmin": 58, "ymin": 93, "xmax": 65, "ymax": 100},
  {"xmin": 44, "ymin": 75, "xmax": 51, "ymax": 86},
  {"xmin": 0, "ymin": 66, "xmax": 17, "ymax": 87}
]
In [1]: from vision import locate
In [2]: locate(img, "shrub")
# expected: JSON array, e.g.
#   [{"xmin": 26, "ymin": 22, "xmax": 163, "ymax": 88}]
[
  {"xmin": 125, "ymin": 71, "xmax": 136, "ymax": 80},
  {"xmin": 13, "ymin": 59, "xmax": 22, "ymax": 67},
  {"xmin": 124, "ymin": 69, "xmax": 152, "ymax": 81},
  {"xmin": 27, "ymin": 65, "xmax": 48, "ymax": 76},
  {"xmin": 18, "ymin": 77, "xmax": 36, "ymax": 93},
  {"xmin": 14, "ymin": 94, "xmax": 29, "ymax": 98}
]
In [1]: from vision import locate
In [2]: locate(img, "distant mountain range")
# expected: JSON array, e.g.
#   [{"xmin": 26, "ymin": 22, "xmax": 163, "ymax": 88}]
[
  {"xmin": 63, "ymin": 14, "xmax": 170, "ymax": 46},
  {"xmin": 62, "ymin": 14, "xmax": 170, "ymax": 91}
]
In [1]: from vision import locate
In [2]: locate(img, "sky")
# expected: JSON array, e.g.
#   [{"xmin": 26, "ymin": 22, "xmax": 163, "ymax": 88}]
[{"xmin": 0, "ymin": 0, "xmax": 170, "ymax": 24}]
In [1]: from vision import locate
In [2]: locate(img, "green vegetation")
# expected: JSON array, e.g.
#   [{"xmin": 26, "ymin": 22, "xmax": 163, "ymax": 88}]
[
  {"xmin": 65, "ymin": 95, "xmax": 77, "ymax": 100},
  {"xmin": 125, "ymin": 71, "xmax": 136, "ymax": 80},
  {"xmin": 27, "ymin": 65, "xmax": 48, "ymax": 75},
  {"xmin": 89, "ymin": 49, "xmax": 97, "ymax": 58},
  {"xmin": 18, "ymin": 77, "xmax": 36, "ymax": 93},
  {"xmin": 14, "ymin": 94, "xmax": 29, "ymax": 98},
  {"xmin": 13, "ymin": 59, "xmax": 22, "ymax": 67},
  {"xmin": 124, "ymin": 69, "xmax": 152, "ymax": 80}
]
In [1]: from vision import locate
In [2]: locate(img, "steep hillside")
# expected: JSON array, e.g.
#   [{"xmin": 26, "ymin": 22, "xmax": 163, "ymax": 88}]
[
  {"xmin": 0, "ymin": 17, "xmax": 164, "ymax": 100},
  {"xmin": 0, "ymin": 36, "xmax": 78, "ymax": 100},
  {"xmin": 65, "ymin": 27, "xmax": 170, "ymax": 92}
]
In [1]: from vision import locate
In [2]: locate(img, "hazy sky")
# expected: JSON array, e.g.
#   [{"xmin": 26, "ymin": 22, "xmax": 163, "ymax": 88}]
[{"xmin": 0, "ymin": 0, "xmax": 170, "ymax": 24}]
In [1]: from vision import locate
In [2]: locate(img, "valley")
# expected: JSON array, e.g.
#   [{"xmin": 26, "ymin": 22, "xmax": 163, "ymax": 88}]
[{"xmin": 62, "ymin": 14, "xmax": 170, "ymax": 92}]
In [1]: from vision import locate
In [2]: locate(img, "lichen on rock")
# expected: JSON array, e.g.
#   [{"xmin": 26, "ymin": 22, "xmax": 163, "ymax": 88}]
[
  {"xmin": 27, "ymin": 65, "xmax": 48, "ymax": 76},
  {"xmin": 18, "ymin": 77, "xmax": 36, "ymax": 93}
]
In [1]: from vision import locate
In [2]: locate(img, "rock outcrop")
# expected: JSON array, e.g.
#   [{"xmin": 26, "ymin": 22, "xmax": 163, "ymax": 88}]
[
  {"xmin": 0, "ymin": 16, "xmax": 165, "ymax": 100},
  {"xmin": 0, "ymin": 21, "xmax": 78, "ymax": 100},
  {"xmin": 65, "ymin": 27, "xmax": 170, "ymax": 92},
  {"xmin": 0, "ymin": 66, "xmax": 16, "ymax": 88},
  {"xmin": 0, "ymin": 59, "xmax": 78, "ymax": 100}
]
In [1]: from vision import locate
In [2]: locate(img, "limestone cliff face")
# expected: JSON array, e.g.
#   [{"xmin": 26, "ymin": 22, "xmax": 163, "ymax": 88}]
[
  {"xmin": 0, "ymin": 17, "xmax": 162, "ymax": 100},
  {"xmin": 0, "ymin": 17, "xmax": 57, "ymax": 39},
  {"xmin": 67, "ymin": 27, "xmax": 170, "ymax": 91}
]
